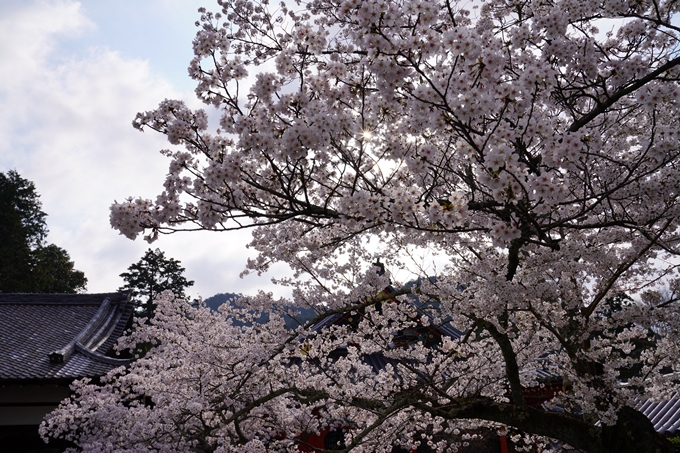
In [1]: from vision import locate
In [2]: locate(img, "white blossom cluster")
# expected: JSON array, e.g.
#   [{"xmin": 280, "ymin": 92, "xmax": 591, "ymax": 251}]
[
  {"xmin": 72, "ymin": 0, "xmax": 680, "ymax": 451},
  {"xmin": 41, "ymin": 291, "xmax": 508, "ymax": 452}
]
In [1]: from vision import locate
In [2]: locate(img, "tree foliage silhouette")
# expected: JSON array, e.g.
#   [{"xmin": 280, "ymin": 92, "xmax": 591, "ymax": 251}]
[
  {"xmin": 0, "ymin": 170, "xmax": 86, "ymax": 293},
  {"xmin": 119, "ymin": 248, "xmax": 194, "ymax": 320}
]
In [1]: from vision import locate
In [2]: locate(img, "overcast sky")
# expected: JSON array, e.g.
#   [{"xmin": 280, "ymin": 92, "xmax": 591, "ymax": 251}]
[{"xmin": 0, "ymin": 0, "xmax": 291, "ymax": 300}]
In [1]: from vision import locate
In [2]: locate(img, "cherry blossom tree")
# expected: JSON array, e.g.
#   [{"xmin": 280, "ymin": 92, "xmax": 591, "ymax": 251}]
[{"xmin": 43, "ymin": 0, "xmax": 680, "ymax": 451}]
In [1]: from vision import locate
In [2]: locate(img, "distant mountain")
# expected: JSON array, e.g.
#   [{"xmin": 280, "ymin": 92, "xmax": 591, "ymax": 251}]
[
  {"xmin": 203, "ymin": 292, "xmax": 241, "ymax": 311},
  {"xmin": 202, "ymin": 293, "xmax": 317, "ymax": 329}
]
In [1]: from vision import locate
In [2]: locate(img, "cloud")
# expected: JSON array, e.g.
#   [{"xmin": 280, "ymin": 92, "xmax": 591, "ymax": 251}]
[
  {"xmin": 0, "ymin": 0, "xmax": 93, "ymax": 82},
  {"xmin": 0, "ymin": 0, "xmax": 289, "ymax": 299}
]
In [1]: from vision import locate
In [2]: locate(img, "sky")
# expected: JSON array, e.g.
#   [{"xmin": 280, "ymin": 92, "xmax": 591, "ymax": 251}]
[{"xmin": 0, "ymin": 0, "xmax": 290, "ymax": 300}]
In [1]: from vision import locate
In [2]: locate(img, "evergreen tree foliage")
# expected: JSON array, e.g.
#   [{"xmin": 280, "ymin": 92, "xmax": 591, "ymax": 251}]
[
  {"xmin": 32, "ymin": 244, "xmax": 88, "ymax": 293},
  {"xmin": 119, "ymin": 248, "xmax": 194, "ymax": 319},
  {"xmin": 0, "ymin": 170, "xmax": 47, "ymax": 247},
  {"xmin": 0, "ymin": 170, "xmax": 86, "ymax": 293}
]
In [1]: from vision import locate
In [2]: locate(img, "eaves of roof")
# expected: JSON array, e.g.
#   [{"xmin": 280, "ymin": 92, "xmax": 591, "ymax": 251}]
[
  {"xmin": 0, "ymin": 292, "xmax": 134, "ymax": 383},
  {"xmin": 638, "ymin": 395, "xmax": 680, "ymax": 434}
]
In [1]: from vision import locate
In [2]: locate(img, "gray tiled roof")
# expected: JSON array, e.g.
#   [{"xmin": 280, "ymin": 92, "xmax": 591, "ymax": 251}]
[
  {"xmin": 638, "ymin": 395, "xmax": 680, "ymax": 434},
  {"xmin": 0, "ymin": 292, "xmax": 134, "ymax": 382}
]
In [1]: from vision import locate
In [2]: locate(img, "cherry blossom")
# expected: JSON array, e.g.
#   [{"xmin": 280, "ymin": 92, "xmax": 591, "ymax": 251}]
[{"xmin": 46, "ymin": 0, "xmax": 680, "ymax": 451}]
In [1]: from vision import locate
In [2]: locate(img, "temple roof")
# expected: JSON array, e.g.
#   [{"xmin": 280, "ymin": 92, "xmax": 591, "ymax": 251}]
[
  {"xmin": 638, "ymin": 395, "xmax": 680, "ymax": 434},
  {"xmin": 0, "ymin": 292, "xmax": 134, "ymax": 383}
]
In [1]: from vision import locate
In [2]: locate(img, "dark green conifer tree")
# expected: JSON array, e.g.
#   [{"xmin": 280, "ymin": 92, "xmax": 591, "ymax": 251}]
[
  {"xmin": 119, "ymin": 248, "xmax": 194, "ymax": 320},
  {"xmin": 0, "ymin": 170, "xmax": 86, "ymax": 293}
]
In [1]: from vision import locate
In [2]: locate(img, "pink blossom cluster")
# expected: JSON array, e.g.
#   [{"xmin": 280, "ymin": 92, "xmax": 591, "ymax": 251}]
[{"xmin": 94, "ymin": 0, "xmax": 680, "ymax": 451}]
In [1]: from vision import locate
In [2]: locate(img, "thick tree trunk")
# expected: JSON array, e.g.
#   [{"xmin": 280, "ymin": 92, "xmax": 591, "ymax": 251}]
[
  {"xmin": 418, "ymin": 399, "xmax": 673, "ymax": 453},
  {"xmin": 601, "ymin": 406, "xmax": 673, "ymax": 453}
]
